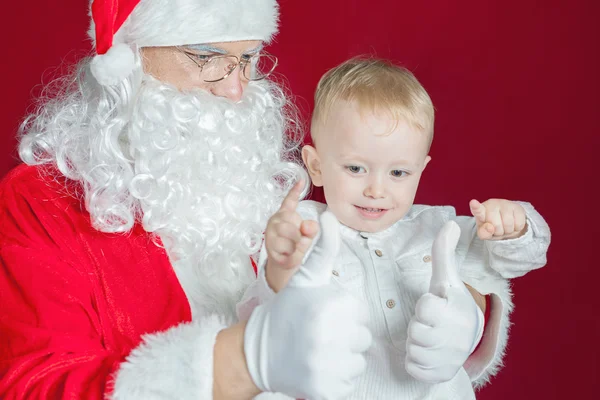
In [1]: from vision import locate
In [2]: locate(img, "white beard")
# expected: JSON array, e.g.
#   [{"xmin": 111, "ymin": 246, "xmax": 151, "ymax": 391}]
[
  {"xmin": 19, "ymin": 60, "xmax": 304, "ymax": 317},
  {"xmin": 125, "ymin": 76, "xmax": 302, "ymax": 316}
]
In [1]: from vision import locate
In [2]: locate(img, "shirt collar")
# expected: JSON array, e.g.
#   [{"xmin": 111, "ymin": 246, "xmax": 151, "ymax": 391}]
[{"xmin": 324, "ymin": 204, "xmax": 404, "ymax": 241}]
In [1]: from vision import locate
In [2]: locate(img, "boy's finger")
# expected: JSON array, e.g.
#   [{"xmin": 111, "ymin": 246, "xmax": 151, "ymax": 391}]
[
  {"xmin": 279, "ymin": 179, "xmax": 305, "ymax": 212},
  {"xmin": 269, "ymin": 237, "xmax": 296, "ymax": 257},
  {"xmin": 275, "ymin": 221, "xmax": 302, "ymax": 242},
  {"xmin": 300, "ymin": 219, "xmax": 320, "ymax": 239},
  {"xmin": 469, "ymin": 199, "xmax": 486, "ymax": 223},
  {"xmin": 514, "ymin": 210, "xmax": 527, "ymax": 233},
  {"xmin": 501, "ymin": 210, "xmax": 515, "ymax": 235},
  {"xmin": 295, "ymin": 235, "xmax": 314, "ymax": 256},
  {"xmin": 477, "ymin": 222, "xmax": 495, "ymax": 240},
  {"xmin": 487, "ymin": 208, "xmax": 504, "ymax": 236}
]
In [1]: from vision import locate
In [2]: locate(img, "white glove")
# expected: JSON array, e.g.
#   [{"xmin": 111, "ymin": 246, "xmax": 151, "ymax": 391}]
[
  {"xmin": 405, "ymin": 220, "xmax": 485, "ymax": 383},
  {"xmin": 245, "ymin": 211, "xmax": 372, "ymax": 400}
]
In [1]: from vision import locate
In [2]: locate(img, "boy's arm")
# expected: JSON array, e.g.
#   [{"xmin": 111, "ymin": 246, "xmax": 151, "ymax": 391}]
[
  {"xmin": 460, "ymin": 200, "xmax": 551, "ymax": 278},
  {"xmin": 481, "ymin": 201, "xmax": 551, "ymax": 278},
  {"xmin": 453, "ymin": 200, "xmax": 550, "ymax": 387}
]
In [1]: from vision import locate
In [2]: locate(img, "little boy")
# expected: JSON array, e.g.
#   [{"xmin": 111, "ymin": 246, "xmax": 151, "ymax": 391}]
[{"xmin": 238, "ymin": 57, "xmax": 551, "ymax": 399}]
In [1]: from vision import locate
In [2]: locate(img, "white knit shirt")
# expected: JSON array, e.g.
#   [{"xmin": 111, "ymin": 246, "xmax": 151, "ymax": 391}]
[{"xmin": 239, "ymin": 200, "xmax": 551, "ymax": 400}]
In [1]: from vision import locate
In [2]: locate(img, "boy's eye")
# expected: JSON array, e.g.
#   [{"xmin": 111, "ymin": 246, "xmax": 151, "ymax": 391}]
[
  {"xmin": 390, "ymin": 170, "xmax": 407, "ymax": 178},
  {"xmin": 346, "ymin": 166, "xmax": 365, "ymax": 174}
]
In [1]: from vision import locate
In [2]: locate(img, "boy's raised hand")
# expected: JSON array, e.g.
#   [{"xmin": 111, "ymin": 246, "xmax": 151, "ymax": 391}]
[
  {"xmin": 245, "ymin": 211, "xmax": 372, "ymax": 400},
  {"xmin": 264, "ymin": 180, "xmax": 319, "ymax": 291},
  {"xmin": 470, "ymin": 198, "xmax": 527, "ymax": 240}
]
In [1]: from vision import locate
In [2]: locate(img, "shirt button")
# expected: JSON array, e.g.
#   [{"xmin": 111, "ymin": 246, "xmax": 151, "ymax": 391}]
[
  {"xmin": 386, "ymin": 299, "xmax": 396, "ymax": 309},
  {"xmin": 423, "ymin": 255, "xmax": 431, "ymax": 262},
  {"xmin": 332, "ymin": 270, "xmax": 339, "ymax": 277},
  {"xmin": 375, "ymin": 249, "xmax": 383, "ymax": 257}
]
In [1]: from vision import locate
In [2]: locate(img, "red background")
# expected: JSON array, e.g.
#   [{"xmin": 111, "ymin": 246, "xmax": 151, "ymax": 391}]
[{"xmin": 2, "ymin": 1, "xmax": 598, "ymax": 398}]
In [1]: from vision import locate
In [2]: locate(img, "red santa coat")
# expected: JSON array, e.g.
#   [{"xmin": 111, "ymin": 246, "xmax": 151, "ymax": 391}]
[{"xmin": 0, "ymin": 164, "xmax": 197, "ymax": 398}]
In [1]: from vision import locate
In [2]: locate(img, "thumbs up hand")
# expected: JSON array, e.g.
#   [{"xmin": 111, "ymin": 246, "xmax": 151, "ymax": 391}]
[
  {"xmin": 405, "ymin": 221, "xmax": 485, "ymax": 383},
  {"xmin": 245, "ymin": 211, "xmax": 372, "ymax": 400}
]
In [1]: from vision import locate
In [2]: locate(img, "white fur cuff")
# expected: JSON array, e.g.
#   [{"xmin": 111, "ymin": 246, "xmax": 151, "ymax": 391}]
[
  {"xmin": 111, "ymin": 316, "xmax": 227, "ymax": 399},
  {"xmin": 465, "ymin": 291, "xmax": 513, "ymax": 390}
]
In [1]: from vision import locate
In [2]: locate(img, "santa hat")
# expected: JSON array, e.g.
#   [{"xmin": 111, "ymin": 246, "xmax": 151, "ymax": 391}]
[{"xmin": 89, "ymin": 0, "xmax": 280, "ymax": 86}]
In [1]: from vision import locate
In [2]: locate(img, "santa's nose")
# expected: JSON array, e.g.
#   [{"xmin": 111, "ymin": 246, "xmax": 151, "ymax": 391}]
[{"xmin": 211, "ymin": 70, "xmax": 246, "ymax": 102}]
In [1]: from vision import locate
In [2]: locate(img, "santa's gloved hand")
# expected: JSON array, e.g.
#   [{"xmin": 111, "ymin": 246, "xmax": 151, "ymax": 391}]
[
  {"xmin": 405, "ymin": 221, "xmax": 484, "ymax": 383},
  {"xmin": 245, "ymin": 211, "xmax": 372, "ymax": 400}
]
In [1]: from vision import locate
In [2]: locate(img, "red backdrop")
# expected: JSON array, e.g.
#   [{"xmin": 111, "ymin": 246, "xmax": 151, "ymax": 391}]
[{"xmin": 2, "ymin": 1, "xmax": 598, "ymax": 398}]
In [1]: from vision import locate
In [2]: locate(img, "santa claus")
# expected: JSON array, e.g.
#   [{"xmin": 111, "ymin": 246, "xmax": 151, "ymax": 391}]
[{"xmin": 0, "ymin": 1, "xmax": 511, "ymax": 399}]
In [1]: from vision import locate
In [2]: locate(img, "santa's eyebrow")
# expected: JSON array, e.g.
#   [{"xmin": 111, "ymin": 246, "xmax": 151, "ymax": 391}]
[
  {"xmin": 244, "ymin": 44, "xmax": 263, "ymax": 54},
  {"xmin": 186, "ymin": 44, "xmax": 228, "ymax": 54},
  {"xmin": 186, "ymin": 43, "xmax": 264, "ymax": 55}
]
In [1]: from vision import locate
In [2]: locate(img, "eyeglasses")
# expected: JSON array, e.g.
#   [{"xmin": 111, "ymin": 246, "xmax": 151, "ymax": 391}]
[{"xmin": 177, "ymin": 47, "xmax": 278, "ymax": 83}]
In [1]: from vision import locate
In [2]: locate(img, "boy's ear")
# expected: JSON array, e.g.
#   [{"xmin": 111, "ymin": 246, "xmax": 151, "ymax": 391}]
[
  {"xmin": 423, "ymin": 155, "xmax": 432, "ymax": 170},
  {"xmin": 302, "ymin": 145, "xmax": 323, "ymax": 187}
]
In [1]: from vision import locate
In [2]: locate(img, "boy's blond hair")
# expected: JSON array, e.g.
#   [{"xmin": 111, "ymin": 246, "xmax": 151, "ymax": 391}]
[{"xmin": 311, "ymin": 57, "xmax": 435, "ymax": 148}]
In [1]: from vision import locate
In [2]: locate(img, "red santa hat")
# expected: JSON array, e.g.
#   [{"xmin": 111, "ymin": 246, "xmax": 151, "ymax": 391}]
[{"xmin": 89, "ymin": 0, "xmax": 280, "ymax": 86}]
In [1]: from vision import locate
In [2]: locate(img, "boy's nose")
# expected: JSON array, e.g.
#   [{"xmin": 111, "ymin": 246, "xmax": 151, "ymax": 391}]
[{"xmin": 364, "ymin": 180, "xmax": 385, "ymax": 199}]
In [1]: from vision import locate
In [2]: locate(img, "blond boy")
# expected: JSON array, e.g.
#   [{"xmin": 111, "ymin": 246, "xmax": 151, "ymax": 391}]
[{"xmin": 238, "ymin": 58, "xmax": 550, "ymax": 399}]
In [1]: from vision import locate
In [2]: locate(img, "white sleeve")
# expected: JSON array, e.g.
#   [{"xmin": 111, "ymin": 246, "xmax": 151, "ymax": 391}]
[
  {"xmin": 483, "ymin": 201, "xmax": 551, "ymax": 278},
  {"xmin": 454, "ymin": 201, "xmax": 550, "ymax": 279},
  {"xmin": 111, "ymin": 315, "xmax": 227, "ymax": 400},
  {"xmin": 452, "ymin": 201, "xmax": 550, "ymax": 387}
]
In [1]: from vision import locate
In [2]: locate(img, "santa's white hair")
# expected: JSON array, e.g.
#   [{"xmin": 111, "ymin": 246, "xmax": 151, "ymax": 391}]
[{"xmin": 19, "ymin": 50, "xmax": 306, "ymax": 304}]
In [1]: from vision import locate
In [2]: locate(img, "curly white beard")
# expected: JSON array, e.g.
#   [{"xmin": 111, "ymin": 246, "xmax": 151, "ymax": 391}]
[
  {"xmin": 129, "ymin": 76, "xmax": 304, "ymax": 313},
  {"xmin": 19, "ymin": 58, "xmax": 305, "ymax": 315}
]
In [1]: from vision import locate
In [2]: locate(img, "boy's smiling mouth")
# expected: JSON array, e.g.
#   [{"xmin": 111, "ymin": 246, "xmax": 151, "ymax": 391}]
[{"xmin": 355, "ymin": 205, "xmax": 389, "ymax": 219}]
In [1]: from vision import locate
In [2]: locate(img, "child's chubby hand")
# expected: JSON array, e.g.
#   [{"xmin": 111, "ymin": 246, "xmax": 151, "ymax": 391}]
[
  {"xmin": 264, "ymin": 180, "xmax": 319, "ymax": 292},
  {"xmin": 469, "ymin": 198, "xmax": 528, "ymax": 241}
]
